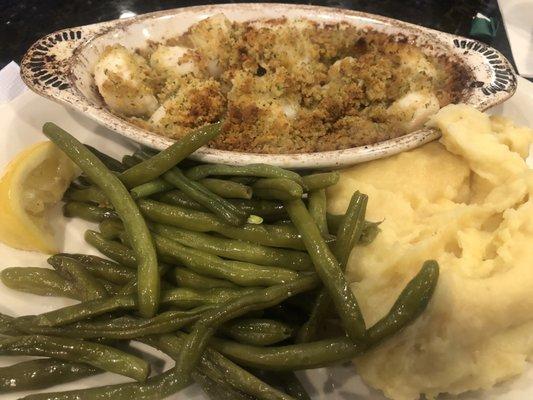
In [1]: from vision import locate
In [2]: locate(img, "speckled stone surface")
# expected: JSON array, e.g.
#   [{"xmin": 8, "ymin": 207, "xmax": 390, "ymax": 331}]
[{"xmin": 0, "ymin": 0, "xmax": 516, "ymax": 71}]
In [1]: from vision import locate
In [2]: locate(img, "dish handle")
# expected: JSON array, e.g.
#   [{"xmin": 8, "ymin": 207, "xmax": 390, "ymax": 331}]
[
  {"xmin": 20, "ymin": 24, "xmax": 106, "ymax": 97},
  {"xmin": 452, "ymin": 38, "xmax": 517, "ymax": 110}
]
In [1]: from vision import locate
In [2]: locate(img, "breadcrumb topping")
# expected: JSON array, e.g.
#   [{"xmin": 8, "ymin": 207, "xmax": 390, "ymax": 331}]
[{"xmin": 95, "ymin": 15, "xmax": 469, "ymax": 153}]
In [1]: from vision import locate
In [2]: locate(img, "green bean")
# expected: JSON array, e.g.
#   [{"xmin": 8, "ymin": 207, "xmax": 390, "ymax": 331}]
[
  {"xmin": 88, "ymin": 230, "xmax": 171, "ymax": 272},
  {"xmin": 0, "ymin": 335, "xmax": 149, "ymax": 382},
  {"xmin": 175, "ymin": 174, "xmax": 251, "ymax": 226},
  {"xmin": 120, "ymin": 122, "xmax": 221, "ymax": 188},
  {"xmin": 284, "ymin": 199, "xmax": 367, "ymax": 343},
  {"xmin": 64, "ymin": 186, "xmax": 109, "ymax": 206},
  {"xmin": 57, "ymin": 253, "xmax": 122, "ymax": 270},
  {"xmin": 117, "ymin": 228, "xmax": 289, "ymax": 287},
  {"xmin": 186, "ymin": 164, "xmax": 304, "ymax": 186},
  {"xmin": 229, "ymin": 199, "xmax": 286, "ymax": 220},
  {"xmin": 261, "ymin": 372, "xmax": 310, "ymax": 400},
  {"xmin": 56, "ymin": 253, "xmax": 135, "ymax": 285},
  {"xmin": 158, "ymin": 190, "xmax": 287, "ymax": 220},
  {"xmin": 0, "ymin": 267, "xmax": 80, "ymax": 300},
  {"xmin": 47, "ymin": 256, "xmax": 108, "ymax": 300},
  {"xmin": 99, "ymin": 218, "xmax": 126, "ymax": 240},
  {"xmin": 162, "ymin": 287, "xmax": 256, "ymax": 309},
  {"xmin": 63, "ymin": 201, "xmax": 116, "ymax": 222},
  {"xmin": 85, "ymin": 230, "xmax": 138, "ymax": 268},
  {"xmin": 253, "ymin": 179, "xmax": 303, "ymax": 201},
  {"xmin": 130, "ymin": 151, "xmax": 149, "ymax": 162},
  {"xmin": 193, "ymin": 369, "xmax": 255, "ymax": 400},
  {"xmin": 301, "ymin": 172, "xmax": 339, "ymax": 190},
  {"xmin": 326, "ymin": 214, "xmax": 380, "ymax": 246},
  {"xmin": 368, "ymin": 260, "xmax": 439, "ymax": 344},
  {"xmin": 32, "ymin": 294, "xmax": 136, "ymax": 326},
  {"xmin": 29, "ymin": 319, "xmax": 290, "ymax": 400},
  {"xmin": 117, "ymin": 277, "xmax": 137, "ymax": 295},
  {"xmin": 174, "ymin": 268, "xmax": 237, "ymax": 289},
  {"xmin": 0, "ymin": 359, "xmax": 99, "ymax": 393},
  {"xmin": 326, "ymin": 212, "xmax": 343, "ymax": 233},
  {"xmin": 335, "ymin": 192, "xmax": 368, "ymax": 269},
  {"xmin": 131, "ymin": 179, "xmax": 173, "ymax": 199},
  {"xmin": 152, "ymin": 233, "xmax": 299, "ymax": 286},
  {"xmin": 29, "ymin": 286, "xmax": 251, "ymax": 327},
  {"xmin": 21, "ymin": 365, "xmax": 189, "ymax": 400},
  {"xmin": 121, "ymin": 154, "xmax": 140, "ymax": 168},
  {"xmin": 100, "ymin": 279, "xmax": 119, "ymax": 295},
  {"xmin": 153, "ymin": 223, "xmax": 312, "ymax": 270},
  {"xmin": 155, "ymin": 190, "xmax": 205, "ymax": 210},
  {"xmin": 129, "ymin": 150, "xmax": 151, "ymax": 162},
  {"xmin": 195, "ymin": 360, "xmax": 277, "ymax": 400},
  {"xmin": 174, "ymin": 275, "xmax": 319, "ymax": 377},
  {"xmin": 0, "ymin": 313, "xmax": 17, "ymax": 335},
  {"xmin": 138, "ymin": 338, "xmax": 248, "ymax": 400},
  {"xmin": 253, "ymin": 370, "xmax": 309, "ymax": 400},
  {"xmin": 295, "ymin": 290, "xmax": 330, "ymax": 343},
  {"xmin": 85, "ymin": 231, "xmax": 170, "ymax": 286},
  {"xmin": 135, "ymin": 146, "xmax": 158, "ymax": 159},
  {"xmin": 297, "ymin": 193, "xmax": 368, "ymax": 343},
  {"xmin": 359, "ymin": 221, "xmax": 381, "ymax": 246},
  {"xmin": 164, "ymin": 168, "xmax": 247, "ymax": 226},
  {"xmin": 43, "ymin": 122, "xmax": 160, "ymax": 318},
  {"xmin": 211, "ymin": 336, "xmax": 361, "ymax": 370},
  {"xmin": 307, "ymin": 189, "xmax": 328, "ymax": 235},
  {"xmin": 253, "ymin": 189, "xmax": 293, "ymax": 201},
  {"xmin": 230, "ymin": 176, "xmax": 257, "ymax": 185},
  {"xmin": 199, "ymin": 178, "xmax": 252, "ymax": 199},
  {"xmin": 154, "ymin": 333, "xmax": 293, "ymax": 400},
  {"xmin": 89, "ymin": 308, "xmax": 208, "ymax": 338},
  {"xmin": 12, "ymin": 307, "xmax": 211, "ymax": 339},
  {"xmin": 272, "ymin": 219, "xmax": 293, "ymax": 225},
  {"xmin": 138, "ymin": 199, "xmax": 308, "ymax": 250},
  {"xmin": 264, "ymin": 304, "xmax": 308, "ymax": 326},
  {"xmin": 90, "ymin": 265, "xmax": 134, "ymax": 286},
  {"xmin": 85, "ymin": 144, "xmax": 126, "ymax": 172},
  {"xmin": 219, "ymin": 318, "xmax": 294, "ymax": 346}
]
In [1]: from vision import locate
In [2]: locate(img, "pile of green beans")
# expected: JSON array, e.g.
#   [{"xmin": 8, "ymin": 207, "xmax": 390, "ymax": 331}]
[
  {"xmin": 0, "ymin": 122, "xmax": 440, "ymax": 399},
  {"xmin": 43, "ymin": 123, "xmax": 159, "ymax": 318}
]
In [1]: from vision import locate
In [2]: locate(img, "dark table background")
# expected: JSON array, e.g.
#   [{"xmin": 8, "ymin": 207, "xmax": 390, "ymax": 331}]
[{"xmin": 0, "ymin": 0, "xmax": 517, "ymax": 73}]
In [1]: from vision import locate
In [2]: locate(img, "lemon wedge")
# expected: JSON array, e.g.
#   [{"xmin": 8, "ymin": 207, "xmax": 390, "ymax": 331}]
[{"xmin": 0, "ymin": 141, "xmax": 79, "ymax": 253}]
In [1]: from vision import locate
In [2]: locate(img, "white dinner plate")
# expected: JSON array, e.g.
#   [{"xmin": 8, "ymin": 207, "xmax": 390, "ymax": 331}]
[{"xmin": 0, "ymin": 76, "xmax": 532, "ymax": 400}]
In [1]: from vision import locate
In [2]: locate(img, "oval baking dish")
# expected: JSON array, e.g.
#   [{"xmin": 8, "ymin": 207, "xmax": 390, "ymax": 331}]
[{"xmin": 20, "ymin": 3, "xmax": 517, "ymax": 169}]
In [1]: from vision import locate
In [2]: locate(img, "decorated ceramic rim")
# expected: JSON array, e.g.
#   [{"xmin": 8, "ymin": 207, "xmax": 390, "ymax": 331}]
[{"xmin": 20, "ymin": 3, "xmax": 517, "ymax": 169}]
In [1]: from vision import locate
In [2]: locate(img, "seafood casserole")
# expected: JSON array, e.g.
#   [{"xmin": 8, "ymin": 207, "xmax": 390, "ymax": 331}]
[{"xmin": 94, "ymin": 14, "xmax": 469, "ymax": 154}]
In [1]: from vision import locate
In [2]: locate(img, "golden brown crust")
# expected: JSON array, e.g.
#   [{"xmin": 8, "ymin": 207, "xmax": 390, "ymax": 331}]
[{"xmin": 102, "ymin": 17, "xmax": 470, "ymax": 153}]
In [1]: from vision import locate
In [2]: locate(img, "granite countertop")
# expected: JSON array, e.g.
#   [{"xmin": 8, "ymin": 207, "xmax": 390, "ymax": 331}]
[{"xmin": 0, "ymin": 0, "xmax": 516, "ymax": 71}]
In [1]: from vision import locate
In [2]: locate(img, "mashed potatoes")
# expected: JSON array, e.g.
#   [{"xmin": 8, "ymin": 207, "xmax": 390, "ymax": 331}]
[{"xmin": 328, "ymin": 104, "xmax": 533, "ymax": 400}]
